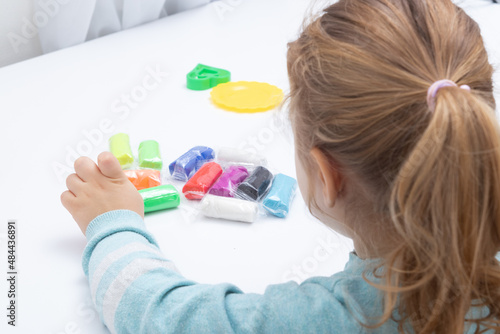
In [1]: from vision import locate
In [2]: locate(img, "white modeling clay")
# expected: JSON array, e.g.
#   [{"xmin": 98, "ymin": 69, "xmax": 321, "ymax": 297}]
[
  {"xmin": 216, "ymin": 148, "xmax": 267, "ymax": 167},
  {"xmin": 200, "ymin": 195, "xmax": 259, "ymax": 223}
]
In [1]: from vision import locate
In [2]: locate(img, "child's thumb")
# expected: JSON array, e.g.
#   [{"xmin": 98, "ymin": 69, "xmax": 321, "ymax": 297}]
[{"xmin": 98, "ymin": 152, "xmax": 125, "ymax": 179}]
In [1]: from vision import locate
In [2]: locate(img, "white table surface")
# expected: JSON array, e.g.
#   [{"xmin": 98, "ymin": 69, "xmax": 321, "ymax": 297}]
[{"xmin": 0, "ymin": 1, "xmax": 499, "ymax": 333}]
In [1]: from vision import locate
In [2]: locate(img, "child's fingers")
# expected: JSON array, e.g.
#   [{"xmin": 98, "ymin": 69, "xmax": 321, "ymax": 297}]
[
  {"xmin": 60, "ymin": 190, "xmax": 76, "ymax": 211},
  {"xmin": 97, "ymin": 152, "xmax": 125, "ymax": 179},
  {"xmin": 74, "ymin": 156, "xmax": 100, "ymax": 182},
  {"xmin": 66, "ymin": 173, "xmax": 84, "ymax": 195}
]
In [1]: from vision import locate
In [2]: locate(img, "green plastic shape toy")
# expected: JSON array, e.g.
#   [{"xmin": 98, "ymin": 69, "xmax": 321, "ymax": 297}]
[
  {"xmin": 139, "ymin": 185, "xmax": 180, "ymax": 213},
  {"xmin": 187, "ymin": 64, "xmax": 231, "ymax": 91},
  {"xmin": 109, "ymin": 133, "xmax": 134, "ymax": 169},
  {"xmin": 138, "ymin": 140, "xmax": 163, "ymax": 170}
]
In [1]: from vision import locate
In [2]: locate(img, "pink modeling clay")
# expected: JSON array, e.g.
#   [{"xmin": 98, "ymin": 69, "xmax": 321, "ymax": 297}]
[{"xmin": 209, "ymin": 166, "xmax": 249, "ymax": 197}]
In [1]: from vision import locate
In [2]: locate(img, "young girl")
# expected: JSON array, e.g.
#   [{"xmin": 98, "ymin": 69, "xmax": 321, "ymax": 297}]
[{"xmin": 61, "ymin": 0, "xmax": 500, "ymax": 332}]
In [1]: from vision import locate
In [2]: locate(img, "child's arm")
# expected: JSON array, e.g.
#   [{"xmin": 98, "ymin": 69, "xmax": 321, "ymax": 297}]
[
  {"xmin": 82, "ymin": 210, "xmax": 368, "ymax": 334},
  {"xmin": 62, "ymin": 153, "xmax": 371, "ymax": 333}
]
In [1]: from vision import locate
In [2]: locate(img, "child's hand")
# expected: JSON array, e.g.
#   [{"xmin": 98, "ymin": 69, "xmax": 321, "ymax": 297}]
[{"xmin": 61, "ymin": 152, "xmax": 144, "ymax": 235}]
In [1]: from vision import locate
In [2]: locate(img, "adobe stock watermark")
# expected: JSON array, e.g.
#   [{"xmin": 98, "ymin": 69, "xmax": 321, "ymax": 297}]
[
  {"xmin": 49, "ymin": 298, "xmax": 99, "ymax": 334},
  {"xmin": 179, "ymin": 204, "xmax": 201, "ymax": 224},
  {"xmin": 281, "ymin": 233, "xmax": 344, "ymax": 282},
  {"xmin": 52, "ymin": 65, "xmax": 169, "ymax": 183},
  {"xmin": 238, "ymin": 113, "xmax": 291, "ymax": 155},
  {"xmin": 213, "ymin": 0, "xmax": 244, "ymax": 21},
  {"xmin": 7, "ymin": 0, "xmax": 72, "ymax": 54}
]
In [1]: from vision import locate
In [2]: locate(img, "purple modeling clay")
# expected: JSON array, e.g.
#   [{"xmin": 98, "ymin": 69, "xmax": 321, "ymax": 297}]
[{"xmin": 209, "ymin": 166, "xmax": 249, "ymax": 197}]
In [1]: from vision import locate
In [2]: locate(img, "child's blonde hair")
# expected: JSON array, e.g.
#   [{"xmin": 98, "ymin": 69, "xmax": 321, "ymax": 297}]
[{"xmin": 287, "ymin": 0, "xmax": 500, "ymax": 332}]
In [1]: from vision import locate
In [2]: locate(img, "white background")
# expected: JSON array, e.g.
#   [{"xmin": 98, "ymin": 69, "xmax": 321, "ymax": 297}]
[{"xmin": 0, "ymin": 0, "xmax": 499, "ymax": 333}]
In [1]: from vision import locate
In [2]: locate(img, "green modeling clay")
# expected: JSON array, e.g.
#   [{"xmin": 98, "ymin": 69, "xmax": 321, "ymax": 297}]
[
  {"xmin": 139, "ymin": 185, "xmax": 180, "ymax": 213},
  {"xmin": 138, "ymin": 140, "xmax": 163, "ymax": 170},
  {"xmin": 187, "ymin": 64, "xmax": 231, "ymax": 91},
  {"xmin": 109, "ymin": 133, "xmax": 134, "ymax": 169}
]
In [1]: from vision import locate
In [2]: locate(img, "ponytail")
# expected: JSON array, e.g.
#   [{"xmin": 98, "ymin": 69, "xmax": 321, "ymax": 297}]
[{"xmin": 385, "ymin": 86, "xmax": 500, "ymax": 333}]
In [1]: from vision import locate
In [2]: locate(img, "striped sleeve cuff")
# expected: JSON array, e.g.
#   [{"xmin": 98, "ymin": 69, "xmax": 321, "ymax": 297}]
[{"xmin": 82, "ymin": 210, "xmax": 159, "ymax": 277}]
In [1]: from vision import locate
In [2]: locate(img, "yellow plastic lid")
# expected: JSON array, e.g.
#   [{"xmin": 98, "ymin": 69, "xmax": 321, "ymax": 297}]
[{"xmin": 211, "ymin": 81, "xmax": 284, "ymax": 113}]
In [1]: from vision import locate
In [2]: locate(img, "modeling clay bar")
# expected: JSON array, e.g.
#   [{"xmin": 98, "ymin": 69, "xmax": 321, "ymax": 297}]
[
  {"xmin": 217, "ymin": 147, "xmax": 267, "ymax": 168},
  {"xmin": 234, "ymin": 166, "xmax": 273, "ymax": 201},
  {"xmin": 183, "ymin": 162, "xmax": 223, "ymax": 200},
  {"xmin": 208, "ymin": 166, "xmax": 248, "ymax": 197},
  {"xmin": 124, "ymin": 170, "xmax": 161, "ymax": 190},
  {"xmin": 109, "ymin": 133, "xmax": 134, "ymax": 169},
  {"xmin": 201, "ymin": 195, "xmax": 259, "ymax": 223},
  {"xmin": 139, "ymin": 185, "xmax": 180, "ymax": 213},
  {"xmin": 169, "ymin": 146, "xmax": 215, "ymax": 181},
  {"xmin": 138, "ymin": 140, "xmax": 162, "ymax": 170},
  {"xmin": 262, "ymin": 173, "xmax": 297, "ymax": 218}
]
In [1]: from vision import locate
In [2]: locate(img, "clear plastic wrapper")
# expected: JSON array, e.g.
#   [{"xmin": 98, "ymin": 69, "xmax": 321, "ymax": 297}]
[
  {"xmin": 182, "ymin": 162, "xmax": 223, "ymax": 200},
  {"xmin": 234, "ymin": 166, "xmax": 273, "ymax": 201},
  {"xmin": 216, "ymin": 147, "xmax": 267, "ymax": 168},
  {"xmin": 117, "ymin": 142, "xmax": 299, "ymax": 222},
  {"xmin": 139, "ymin": 185, "xmax": 180, "ymax": 213},
  {"xmin": 262, "ymin": 173, "xmax": 297, "ymax": 218},
  {"xmin": 208, "ymin": 165, "xmax": 248, "ymax": 197},
  {"xmin": 138, "ymin": 140, "xmax": 163, "ymax": 170},
  {"xmin": 109, "ymin": 133, "xmax": 134, "ymax": 169},
  {"xmin": 124, "ymin": 170, "xmax": 161, "ymax": 190},
  {"xmin": 169, "ymin": 146, "xmax": 215, "ymax": 181},
  {"xmin": 200, "ymin": 195, "xmax": 259, "ymax": 223}
]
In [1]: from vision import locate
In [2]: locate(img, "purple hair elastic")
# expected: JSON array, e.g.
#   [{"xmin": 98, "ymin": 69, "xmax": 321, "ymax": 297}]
[{"xmin": 427, "ymin": 79, "xmax": 470, "ymax": 112}]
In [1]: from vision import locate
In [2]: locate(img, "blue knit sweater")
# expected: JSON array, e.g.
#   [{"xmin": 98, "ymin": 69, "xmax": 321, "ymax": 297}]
[{"xmin": 82, "ymin": 210, "xmax": 496, "ymax": 333}]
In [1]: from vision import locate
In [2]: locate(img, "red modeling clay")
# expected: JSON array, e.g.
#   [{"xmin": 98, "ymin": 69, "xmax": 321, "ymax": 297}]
[
  {"xmin": 124, "ymin": 170, "xmax": 161, "ymax": 190},
  {"xmin": 183, "ymin": 162, "xmax": 223, "ymax": 200}
]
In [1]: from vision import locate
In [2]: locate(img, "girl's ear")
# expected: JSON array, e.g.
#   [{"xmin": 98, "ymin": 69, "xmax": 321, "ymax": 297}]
[{"xmin": 310, "ymin": 148, "xmax": 342, "ymax": 207}]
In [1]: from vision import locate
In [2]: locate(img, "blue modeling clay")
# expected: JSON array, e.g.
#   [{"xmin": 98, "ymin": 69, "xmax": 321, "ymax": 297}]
[
  {"xmin": 169, "ymin": 146, "xmax": 214, "ymax": 181},
  {"xmin": 262, "ymin": 173, "xmax": 297, "ymax": 218}
]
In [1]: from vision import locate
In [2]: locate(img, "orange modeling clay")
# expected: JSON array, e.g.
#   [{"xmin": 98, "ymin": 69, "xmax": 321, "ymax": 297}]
[{"xmin": 124, "ymin": 170, "xmax": 161, "ymax": 190}]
